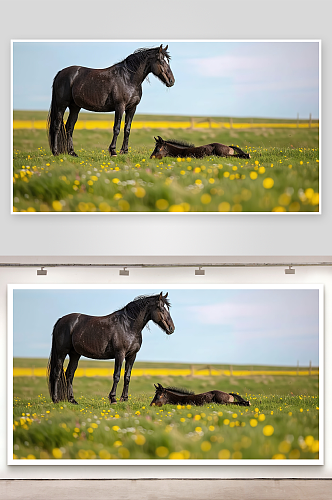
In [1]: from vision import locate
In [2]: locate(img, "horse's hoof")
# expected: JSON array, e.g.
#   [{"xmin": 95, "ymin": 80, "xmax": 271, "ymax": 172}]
[
  {"xmin": 119, "ymin": 397, "xmax": 128, "ymax": 402},
  {"xmin": 69, "ymin": 399, "xmax": 78, "ymax": 405},
  {"xmin": 119, "ymin": 150, "xmax": 128, "ymax": 155},
  {"xmin": 109, "ymin": 397, "xmax": 117, "ymax": 404},
  {"xmin": 68, "ymin": 151, "xmax": 78, "ymax": 157}
]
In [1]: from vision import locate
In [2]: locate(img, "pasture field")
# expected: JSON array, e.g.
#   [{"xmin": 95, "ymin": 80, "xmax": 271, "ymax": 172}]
[
  {"xmin": 13, "ymin": 112, "xmax": 319, "ymax": 213},
  {"xmin": 13, "ymin": 359, "xmax": 319, "ymax": 461}
]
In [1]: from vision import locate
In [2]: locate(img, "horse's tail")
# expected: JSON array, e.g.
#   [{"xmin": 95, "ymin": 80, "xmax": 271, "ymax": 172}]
[
  {"xmin": 47, "ymin": 318, "xmax": 67, "ymax": 402},
  {"xmin": 229, "ymin": 392, "xmax": 251, "ymax": 406},
  {"xmin": 47, "ymin": 71, "xmax": 67, "ymax": 155},
  {"xmin": 229, "ymin": 145, "xmax": 251, "ymax": 159}
]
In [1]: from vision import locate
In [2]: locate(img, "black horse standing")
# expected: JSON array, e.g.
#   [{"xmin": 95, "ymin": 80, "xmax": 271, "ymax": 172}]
[
  {"xmin": 48, "ymin": 293, "xmax": 175, "ymax": 404},
  {"xmin": 47, "ymin": 45, "xmax": 175, "ymax": 157}
]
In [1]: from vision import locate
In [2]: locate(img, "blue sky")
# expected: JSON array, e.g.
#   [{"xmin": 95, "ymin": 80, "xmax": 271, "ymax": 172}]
[
  {"xmin": 12, "ymin": 287, "xmax": 319, "ymax": 366},
  {"xmin": 13, "ymin": 40, "xmax": 319, "ymax": 119}
]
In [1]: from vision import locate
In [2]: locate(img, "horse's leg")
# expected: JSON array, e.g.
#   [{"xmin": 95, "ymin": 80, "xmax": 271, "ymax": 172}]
[
  {"xmin": 52, "ymin": 352, "xmax": 67, "ymax": 403},
  {"xmin": 65, "ymin": 103, "xmax": 81, "ymax": 157},
  {"xmin": 65, "ymin": 350, "xmax": 81, "ymax": 404},
  {"xmin": 119, "ymin": 352, "xmax": 137, "ymax": 401},
  {"xmin": 120, "ymin": 106, "xmax": 137, "ymax": 154},
  {"xmin": 109, "ymin": 106, "xmax": 125, "ymax": 157},
  {"xmin": 109, "ymin": 352, "xmax": 125, "ymax": 404},
  {"xmin": 52, "ymin": 104, "xmax": 67, "ymax": 156}
]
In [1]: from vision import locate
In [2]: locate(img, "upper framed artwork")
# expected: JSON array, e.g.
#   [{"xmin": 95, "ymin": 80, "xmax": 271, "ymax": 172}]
[
  {"xmin": 8, "ymin": 284, "xmax": 323, "ymax": 465},
  {"xmin": 12, "ymin": 40, "xmax": 320, "ymax": 214}
]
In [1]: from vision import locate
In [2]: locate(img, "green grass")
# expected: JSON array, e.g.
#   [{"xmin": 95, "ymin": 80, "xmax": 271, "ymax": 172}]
[
  {"xmin": 13, "ymin": 131, "xmax": 319, "ymax": 214},
  {"xmin": 13, "ymin": 359, "xmax": 319, "ymax": 461},
  {"xmin": 13, "ymin": 111, "xmax": 319, "ymax": 213}
]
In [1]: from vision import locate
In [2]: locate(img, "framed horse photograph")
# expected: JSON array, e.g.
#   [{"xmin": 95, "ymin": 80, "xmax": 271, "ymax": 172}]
[
  {"xmin": 8, "ymin": 284, "xmax": 323, "ymax": 465},
  {"xmin": 12, "ymin": 40, "xmax": 320, "ymax": 214}
]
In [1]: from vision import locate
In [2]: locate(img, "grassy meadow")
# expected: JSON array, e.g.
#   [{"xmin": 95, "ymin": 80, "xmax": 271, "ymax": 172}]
[
  {"xmin": 13, "ymin": 111, "xmax": 319, "ymax": 213},
  {"xmin": 13, "ymin": 358, "xmax": 319, "ymax": 461}
]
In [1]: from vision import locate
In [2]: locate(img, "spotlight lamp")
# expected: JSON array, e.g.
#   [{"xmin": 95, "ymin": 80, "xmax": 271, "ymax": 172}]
[{"xmin": 119, "ymin": 267, "xmax": 129, "ymax": 276}]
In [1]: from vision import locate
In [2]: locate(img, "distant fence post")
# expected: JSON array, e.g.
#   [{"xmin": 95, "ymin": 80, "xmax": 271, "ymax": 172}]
[
  {"xmin": 297, "ymin": 113, "xmax": 299, "ymax": 128},
  {"xmin": 208, "ymin": 365, "xmax": 212, "ymax": 376},
  {"xmin": 309, "ymin": 113, "xmax": 312, "ymax": 128},
  {"xmin": 230, "ymin": 117, "xmax": 233, "ymax": 128},
  {"xmin": 309, "ymin": 360, "xmax": 312, "ymax": 376},
  {"xmin": 191, "ymin": 118, "xmax": 195, "ymax": 130},
  {"xmin": 191, "ymin": 365, "xmax": 195, "ymax": 376},
  {"xmin": 230, "ymin": 365, "xmax": 233, "ymax": 376},
  {"xmin": 297, "ymin": 360, "xmax": 299, "ymax": 376},
  {"xmin": 208, "ymin": 118, "xmax": 212, "ymax": 129}
]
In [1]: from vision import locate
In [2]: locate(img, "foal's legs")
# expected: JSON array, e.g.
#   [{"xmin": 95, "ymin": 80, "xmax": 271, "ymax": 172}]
[
  {"xmin": 120, "ymin": 106, "xmax": 137, "ymax": 154},
  {"xmin": 109, "ymin": 105, "xmax": 125, "ymax": 157},
  {"xmin": 120, "ymin": 352, "xmax": 137, "ymax": 401},
  {"xmin": 65, "ymin": 350, "xmax": 81, "ymax": 404},
  {"xmin": 109, "ymin": 352, "xmax": 125, "ymax": 404},
  {"xmin": 66, "ymin": 103, "xmax": 81, "ymax": 157}
]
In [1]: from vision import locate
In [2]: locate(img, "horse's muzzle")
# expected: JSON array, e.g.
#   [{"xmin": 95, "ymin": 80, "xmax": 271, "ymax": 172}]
[{"xmin": 166, "ymin": 79, "xmax": 175, "ymax": 88}]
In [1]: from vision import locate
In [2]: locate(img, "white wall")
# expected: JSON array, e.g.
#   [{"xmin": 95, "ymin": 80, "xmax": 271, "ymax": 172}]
[
  {"xmin": 2, "ymin": 0, "xmax": 332, "ymax": 482},
  {"xmin": 0, "ymin": 261, "xmax": 331, "ymax": 478},
  {"xmin": 1, "ymin": 0, "xmax": 331, "ymax": 257}
]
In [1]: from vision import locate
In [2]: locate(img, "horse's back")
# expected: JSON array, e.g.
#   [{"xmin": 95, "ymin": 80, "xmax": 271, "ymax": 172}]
[
  {"xmin": 211, "ymin": 143, "xmax": 233, "ymax": 156},
  {"xmin": 54, "ymin": 312, "xmax": 82, "ymax": 334},
  {"xmin": 54, "ymin": 66, "xmax": 82, "ymax": 87},
  {"xmin": 212, "ymin": 390, "xmax": 234, "ymax": 403}
]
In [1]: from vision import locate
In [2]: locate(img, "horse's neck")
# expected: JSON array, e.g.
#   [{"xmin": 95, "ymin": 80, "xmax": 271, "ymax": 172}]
[
  {"xmin": 130, "ymin": 60, "xmax": 152, "ymax": 86},
  {"xmin": 168, "ymin": 144, "xmax": 188, "ymax": 156},
  {"xmin": 129, "ymin": 305, "xmax": 151, "ymax": 333},
  {"xmin": 167, "ymin": 391, "xmax": 184, "ymax": 403}
]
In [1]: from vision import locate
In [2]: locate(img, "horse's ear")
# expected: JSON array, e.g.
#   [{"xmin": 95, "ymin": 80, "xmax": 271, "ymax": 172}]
[
  {"xmin": 154, "ymin": 136, "xmax": 157, "ymax": 142},
  {"xmin": 159, "ymin": 292, "xmax": 163, "ymax": 301},
  {"xmin": 154, "ymin": 384, "xmax": 158, "ymax": 389},
  {"xmin": 164, "ymin": 292, "xmax": 168, "ymax": 299},
  {"xmin": 159, "ymin": 44, "xmax": 163, "ymax": 52},
  {"xmin": 158, "ymin": 136, "xmax": 163, "ymax": 142},
  {"xmin": 164, "ymin": 45, "xmax": 168, "ymax": 51}
]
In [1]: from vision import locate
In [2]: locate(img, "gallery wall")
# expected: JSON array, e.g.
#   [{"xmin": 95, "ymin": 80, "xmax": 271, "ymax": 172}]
[
  {"xmin": 1, "ymin": 0, "xmax": 332, "ymax": 484},
  {"xmin": 1, "ymin": 0, "xmax": 331, "ymax": 257},
  {"xmin": 0, "ymin": 260, "xmax": 330, "ymax": 478}
]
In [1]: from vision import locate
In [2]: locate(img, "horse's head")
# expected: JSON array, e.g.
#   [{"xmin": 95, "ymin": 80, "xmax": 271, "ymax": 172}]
[
  {"xmin": 150, "ymin": 45, "xmax": 175, "ymax": 88},
  {"xmin": 150, "ymin": 136, "xmax": 168, "ymax": 159},
  {"xmin": 150, "ymin": 383, "xmax": 168, "ymax": 406},
  {"xmin": 150, "ymin": 292, "xmax": 175, "ymax": 335}
]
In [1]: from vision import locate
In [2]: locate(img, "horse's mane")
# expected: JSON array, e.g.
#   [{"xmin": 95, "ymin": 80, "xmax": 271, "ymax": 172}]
[
  {"xmin": 165, "ymin": 139, "xmax": 195, "ymax": 148},
  {"xmin": 121, "ymin": 47, "xmax": 170, "ymax": 73},
  {"xmin": 165, "ymin": 386, "xmax": 195, "ymax": 395},
  {"xmin": 116, "ymin": 293, "xmax": 171, "ymax": 319}
]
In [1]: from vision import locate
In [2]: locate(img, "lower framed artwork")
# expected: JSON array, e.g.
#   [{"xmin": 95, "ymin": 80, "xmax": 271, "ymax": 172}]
[{"xmin": 7, "ymin": 283, "xmax": 323, "ymax": 465}]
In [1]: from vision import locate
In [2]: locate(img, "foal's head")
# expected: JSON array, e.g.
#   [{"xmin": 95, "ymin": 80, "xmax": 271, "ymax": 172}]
[
  {"xmin": 150, "ymin": 383, "xmax": 168, "ymax": 406},
  {"xmin": 150, "ymin": 136, "xmax": 168, "ymax": 159}
]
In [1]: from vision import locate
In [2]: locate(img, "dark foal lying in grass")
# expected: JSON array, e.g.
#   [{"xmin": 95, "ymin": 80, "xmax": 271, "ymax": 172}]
[
  {"xmin": 150, "ymin": 136, "xmax": 251, "ymax": 159},
  {"xmin": 150, "ymin": 383, "xmax": 251, "ymax": 407}
]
